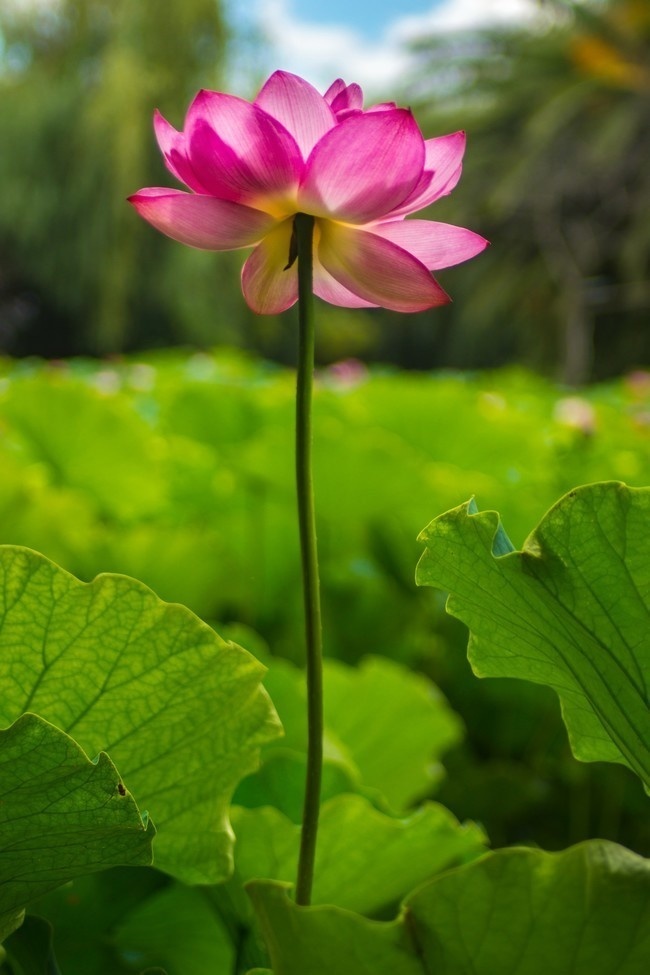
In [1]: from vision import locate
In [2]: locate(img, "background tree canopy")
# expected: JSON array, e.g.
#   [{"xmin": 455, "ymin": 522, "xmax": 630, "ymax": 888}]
[{"xmin": 0, "ymin": 0, "xmax": 648, "ymax": 379}]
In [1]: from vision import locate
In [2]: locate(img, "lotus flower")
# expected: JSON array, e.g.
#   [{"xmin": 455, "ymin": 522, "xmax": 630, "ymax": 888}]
[{"xmin": 129, "ymin": 71, "xmax": 488, "ymax": 315}]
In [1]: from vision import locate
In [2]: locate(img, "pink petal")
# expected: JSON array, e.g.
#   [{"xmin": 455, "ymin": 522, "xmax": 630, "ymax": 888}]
[
  {"xmin": 371, "ymin": 220, "xmax": 489, "ymax": 269},
  {"xmin": 317, "ymin": 222, "xmax": 450, "ymax": 312},
  {"xmin": 313, "ymin": 258, "xmax": 378, "ymax": 308},
  {"xmin": 423, "ymin": 131, "xmax": 467, "ymax": 198},
  {"xmin": 128, "ymin": 188, "xmax": 277, "ymax": 250},
  {"xmin": 326, "ymin": 81, "xmax": 363, "ymax": 115},
  {"xmin": 255, "ymin": 70, "xmax": 336, "ymax": 159},
  {"xmin": 184, "ymin": 90, "xmax": 303, "ymax": 206},
  {"xmin": 324, "ymin": 79, "xmax": 346, "ymax": 103},
  {"xmin": 153, "ymin": 110, "xmax": 204, "ymax": 193},
  {"xmin": 241, "ymin": 219, "xmax": 298, "ymax": 314},
  {"xmin": 388, "ymin": 131, "xmax": 466, "ymax": 217},
  {"xmin": 300, "ymin": 110, "xmax": 425, "ymax": 224},
  {"xmin": 331, "ymin": 108, "xmax": 363, "ymax": 122}
]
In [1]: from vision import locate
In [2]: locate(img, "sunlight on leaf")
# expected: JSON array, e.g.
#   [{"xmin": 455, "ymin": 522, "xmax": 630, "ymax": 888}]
[
  {"xmin": 0, "ymin": 714, "xmax": 153, "ymax": 942},
  {"xmin": 229, "ymin": 793, "xmax": 485, "ymax": 917},
  {"xmin": 234, "ymin": 752, "xmax": 356, "ymax": 823},
  {"xmin": 2, "ymin": 376, "xmax": 167, "ymax": 521},
  {"xmin": 249, "ymin": 841, "xmax": 650, "ymax": 974},
  {"xmin": 406, "ymin": 841, "xmax": 650, "ymax": 972},
  {"xmin": 249, "ymin": 880, "xmax": 418, "ymax": 975},
  {"xmin": 256, "ymin": 654, "xmax": 462, "ymax": 812},
  {"xmin": 416, "ymin": 482, "xmax": 650, "ymax": 791},
  {"xmin": 324, "ymin": 657, "xmax": 463, "ymax": 809},
  {"xmin": 0, "ymin": 547, "xmax": 282, "ymax": 884}
]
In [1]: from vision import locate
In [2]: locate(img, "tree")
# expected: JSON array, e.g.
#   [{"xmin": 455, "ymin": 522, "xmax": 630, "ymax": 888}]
[
  {"xmin": 399, "ymin": 0, "xmax": 650, "ymax": 381},
  {"xmin": 0, "ymin": 0, "xmax": 231, "ymax": 354}
]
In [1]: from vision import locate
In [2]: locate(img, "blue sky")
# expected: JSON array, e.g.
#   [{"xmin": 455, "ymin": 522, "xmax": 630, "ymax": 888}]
[{"xmin": 292, "ymin": 0, "xmax": 441, "ymax": 41}]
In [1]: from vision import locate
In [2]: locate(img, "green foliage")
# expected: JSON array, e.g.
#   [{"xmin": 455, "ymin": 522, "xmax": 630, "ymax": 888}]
[
  {"xmin": 323, "ymin": 658, "xmax": 462, "ymax": 809},
  {"xmin": 15, "ymin": 648, "xmax": 478, "ymax": 973},
  {"xmin": 417, "ymin": 482, "xmax": 650, "ymax": 791},
  {"xmin": 249, "ymin": 880, "xmax": 418, "ymax": 975},
  {"xmin": 0, "ymin": 545, "xmax": 281, "ymax": 884},
  {"xmin": 397, "ymin": 0, "xmax": 650, "ymax": 379},
  {"xmin": 18, "ymin": 868, "xmax": 235, "ymax": 975},
  {"xmin": 2, "ymin": 356, "xmax": 647, "ymax": 638},
  {"xmin": 229, "ymin": 795, "xmax": 485, "ymax": 916},
  {"xmin": 0, "ymin": 355, "xmax": 648, "ymax": 972},
  {"xmin": 0, "ymin": 714, "xmax": 153, "ymax": 943},
  {"xmin": 249, "ymin": 841, "xmax": 650, "ymax": 974},
  {"xmin": 249, "ymin": 653, "xmax": 462, "ymax": 812},
  {"xmin": 405, "ymin": 841, "xmax": 650, "ymax": 973},
  {"xmin": 0, "ymin": 354, "xmax": 648, "ymax": 853},
  {"xmin": 2, "ymin": 375, "xmax": 167, "ymax": 520},
  {"xmin": 0, "ymin": 0, "xmax": 231, "ymax": 354},
  {"xmin": 112, "ymin": 883, "xmax": 235, "ymax": 974},
  {"xmin": 223, "ymin": 647, "xmax": 482, "ymax": 950},
  {"xmin": 2, "ymin": 916, "xmax": 56, "ymax": 975}
]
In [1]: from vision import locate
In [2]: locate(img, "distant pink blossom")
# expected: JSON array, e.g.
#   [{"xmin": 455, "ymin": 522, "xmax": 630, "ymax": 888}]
[
  {"xmin": 554, "ymin": 396, "xmax": 597, "ymax": 436},
  {"xmin": 324, "ymin": 358, "xmax": 368, "ymax": 389},
  {"xmin": 624, "ymin": 370, "xmax": 650, "ymax": 399},
  {"xmin": 129, "ymin": 71, "xmax": 488, "ymax": 315}
]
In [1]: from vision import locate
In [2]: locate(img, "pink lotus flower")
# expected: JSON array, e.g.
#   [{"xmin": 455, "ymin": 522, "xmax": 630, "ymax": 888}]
[{"xmin": 129, "ymin": 71, "xmax": 488, "ymax": 315}]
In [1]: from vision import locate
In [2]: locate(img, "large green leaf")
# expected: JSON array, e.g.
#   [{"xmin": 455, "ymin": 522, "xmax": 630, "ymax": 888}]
[
  {"xmin": 248, "ymin": 881, "xmax": 419, "ymax": 975},
  {"xmin": 2, "ymin": 376, "xmax": 167, "ymax": 521},
  {"xmin": 0, "ymin": 546, "xmax": 282, "ymax": 884},
  {"xmin": 416, "ymin": 482, "xmax": 650, "ymax": 790},
  {"xmin": 249, "ymin": 841, "xmax": 650, "ymax": 974},
  {"xmin": 323, "ymin": 657, "xmax": 462, "ymax": 809},
  {"xmin": 229, "ymin": 794, "xmax": 485, "ymax": 917},
  {"xmin": 26, "ymin": 868, "xmax": 166, "ymax": 975},
  {"xmin": 2, "ymin": 916, "xmax": 57, "ymax": 975},
  {"xmin": 405, "ymin": 841, "xmax": 650, "ymax": 972},
  {"xmin": 233, "ymin": 752, "xmax": 357, "ymax": 823},
  {"xmin": 23, "ymin": 868, "xmax": 234, "ymax": 975},
  {"xmin": 113, "ymin": 883, "xmax": 234, "ymax": 974},
  {"xmin": 256, "ymin": 655, "xmax": 462, "ymax": 812},
  {"xmin": 0, "ymin": 714, "xmax": 152, "ymax": 942}
]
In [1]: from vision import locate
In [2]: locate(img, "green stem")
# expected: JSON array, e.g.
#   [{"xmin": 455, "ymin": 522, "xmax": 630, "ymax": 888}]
[{"xmin": 293, "ymin": 212, "xmax": 323, "ymax": 907}]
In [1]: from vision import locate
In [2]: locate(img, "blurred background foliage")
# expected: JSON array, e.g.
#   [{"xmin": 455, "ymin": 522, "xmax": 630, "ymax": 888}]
[
  {"xmin": 0, "ymin": 0, "xmax": 648, "ymax": 869},
  {"xmin": 0, "ymin": 0, "xmax": 647, "ymax": 379},
  {"xmin": 0, "ymin": 351, "xmax": 648, "ymax": 852}
]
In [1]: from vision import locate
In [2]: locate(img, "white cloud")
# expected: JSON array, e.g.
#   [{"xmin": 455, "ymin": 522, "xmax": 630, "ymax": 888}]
[
  {"xmin": 394, "ymin": 0, "xmax": 539, "ymax": 38},
  {"xmin": 252, "ymin": 0, "xmax": 542, "ymax": 97},
  {"xmin": 2, "ymin": 0, "xmax": 61, "ymax": 13},
  {"xmin": 251, "ymin": 0, "xmax": 410, "ymax": 95}
]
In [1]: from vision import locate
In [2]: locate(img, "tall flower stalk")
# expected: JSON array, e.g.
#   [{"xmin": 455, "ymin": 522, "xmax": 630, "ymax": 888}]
[
  {"xmin": 293, "ymin": 212, "xmax": 323, "ymax": 905},
  {"xmin": 128, "ymin": 69, "xmax": 488, "ymax": 909}
]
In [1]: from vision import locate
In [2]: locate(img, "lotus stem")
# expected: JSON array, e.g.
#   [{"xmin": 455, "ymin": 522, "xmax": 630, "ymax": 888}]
[{"xmin": 293, "ymin": 212, "xmax": 323, "ymax": 907}]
